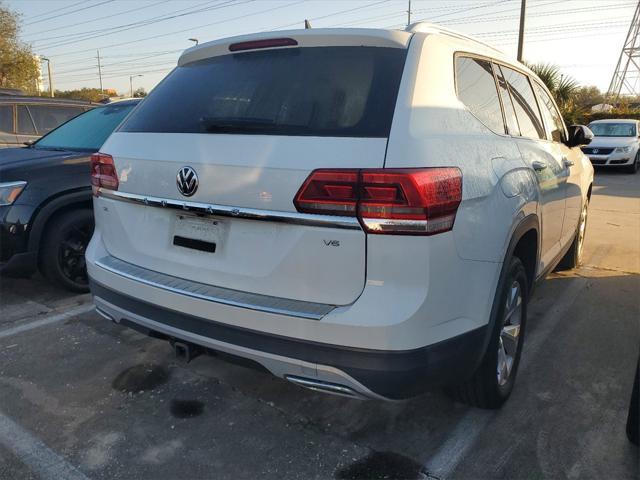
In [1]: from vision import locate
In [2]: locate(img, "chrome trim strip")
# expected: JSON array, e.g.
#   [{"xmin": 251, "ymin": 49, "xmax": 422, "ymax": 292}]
[
  {"xmin": 285, "ymin": 375, "xmax": 361, "ymax": 399},
  {"xmin": 97, "ymin": 189, "xmax": 361, "ymax": 230},
  {"xmin": 94, "ymin": 255, "xmax": 335, "ymax": 320}
]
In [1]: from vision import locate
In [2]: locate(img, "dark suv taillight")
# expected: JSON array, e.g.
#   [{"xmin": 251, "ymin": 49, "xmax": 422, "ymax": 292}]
[
  {"xmin": 294, "ymin": 168, "xmax": 462, "ymax": 235},
  {"xmin": 90, "ymin": 153, "xmax": 118, "ymax": 195}
]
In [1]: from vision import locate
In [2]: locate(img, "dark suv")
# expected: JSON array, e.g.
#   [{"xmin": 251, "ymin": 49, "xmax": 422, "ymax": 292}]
[
  {"xmin": 0, "ymin": 99, "xmax": 139, "ymax": 291},
  {"xmin": 0, "ymin": 96, "xmax": 94, "ymax": 148}
]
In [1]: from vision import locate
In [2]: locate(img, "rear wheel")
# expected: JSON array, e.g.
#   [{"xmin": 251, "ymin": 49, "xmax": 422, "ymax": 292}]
[
  {"xmin": 449, "ymin": 256, "xmax": 528, "ymax": 409},
  {"xmin": 556, "ymin": 199, "xmax": 589, "ymax": 271},
  {"xmin": 625, "ymin": 151, "xmax": 639, "ymax": 174},
  {"xmin": 40, "ymin": 209, "xmax": 94, "ymax": 293}
]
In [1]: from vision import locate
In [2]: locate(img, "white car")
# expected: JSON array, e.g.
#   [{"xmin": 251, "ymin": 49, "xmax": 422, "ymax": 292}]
[
  {"xmin": 583, "ymin": 119, "xmax": 640, "ymax": 173},
  {"xmin": 87, "ymin": 23, "xmax": 594, "ymax": 408}
]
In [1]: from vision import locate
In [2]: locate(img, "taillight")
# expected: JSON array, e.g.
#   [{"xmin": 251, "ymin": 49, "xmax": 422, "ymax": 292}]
[
  {"xmin": 90, "ymin": 153, "xmax": 118, "ymax": 195},
  {"xmin": 294, "ymin": 168, "xmax": 462, "ymax": 235}
]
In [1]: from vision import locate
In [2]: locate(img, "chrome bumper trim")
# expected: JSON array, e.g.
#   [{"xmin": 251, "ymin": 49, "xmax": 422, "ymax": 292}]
[
  {"xmin": 96, "ymin": 189, "xmax": 361, "ymax": 230},
  {"xmin": 94, "ymin": 254, "xmax": 335, "ymax": 320}
]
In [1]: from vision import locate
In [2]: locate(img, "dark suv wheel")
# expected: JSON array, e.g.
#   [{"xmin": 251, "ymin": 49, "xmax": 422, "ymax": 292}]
[{"xmin": 40, "ymin": 208, "xmax": 94, "ymax": 293}]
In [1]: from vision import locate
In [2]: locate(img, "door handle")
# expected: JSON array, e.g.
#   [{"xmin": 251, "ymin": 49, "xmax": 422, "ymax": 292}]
[
  {"xmin": 531, "ymin": 160, "xmax": 547, "ymax": 171},
  {"xmin": 563, "ymin": 157, "xmax": 574, "ymax": 167}
]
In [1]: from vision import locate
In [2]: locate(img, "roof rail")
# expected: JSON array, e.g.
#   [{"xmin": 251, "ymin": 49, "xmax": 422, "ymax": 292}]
[{"xmin": 405, "ymin": 22, "xmax": 504, "ymax": 55}]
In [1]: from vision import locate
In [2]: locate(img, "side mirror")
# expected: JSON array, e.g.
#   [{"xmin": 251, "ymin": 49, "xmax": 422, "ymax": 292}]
[{"xmin": 566, "ymin": 125, "xmax": 594, "ymax": 148}]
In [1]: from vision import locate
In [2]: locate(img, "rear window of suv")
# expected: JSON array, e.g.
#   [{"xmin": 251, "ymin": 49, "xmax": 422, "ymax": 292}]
[{"xmin": 120, "ymin": 46, "xmax": 407, "ymax": 138}]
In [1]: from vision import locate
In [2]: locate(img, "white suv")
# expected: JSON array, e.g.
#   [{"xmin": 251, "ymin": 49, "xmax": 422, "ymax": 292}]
[{"xmin": 87, "ymin": 23, "xmax": 594, "ymax": 408}]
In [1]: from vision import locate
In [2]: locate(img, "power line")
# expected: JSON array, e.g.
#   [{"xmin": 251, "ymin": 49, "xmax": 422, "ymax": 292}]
[
  {"xmin": 476, "ymin": 19, "xmax": 629, "ymax": 38},
  {"xmin": 40, "ymin": 0, "xmax": 302, "ymax": 57},
  {"xmin": 23, "ymin": 0, "xmax": 86, "ymax": 21},
  {"xmin": 423, "ymin": 0, "xmax": 510, "ymax": 22},
  {"xmin": 52, "ymin": 49, "xmax": 189, "ymax": 69},
  {"xmin": 25, "ymin": 0, "xmax": 172, "ymax": 41},
  {"xmin": 24, "ymin": 0, "xmax": 116, "ymax": 26},
  {"xmin": 58, "ymin": 66, "xmax": 175, "ymax": 86},
  {"xmin": 443, "ymin": 2, "xmax": 636, "ymax": 25},
  {"xmin": 37, "ymin": 0, "xmax": 242, "ymax": 49},
  {"xmin": 491, "ymin": 26, "xmax": 629, "ymax": 46},
  {"xmin": 55, "ymin": 50, "xmax": 183, "ymax": 75},
  {"xmin": 412, "ymin": 0, "xmax": 562, "ymax": 25},
  {"xmin": 46, "ymin": 0, "xmax": 304, "ymax": 86},
  {"xmin": 266, "ymin": 0, "xmax": 389, "ymax": 31}
]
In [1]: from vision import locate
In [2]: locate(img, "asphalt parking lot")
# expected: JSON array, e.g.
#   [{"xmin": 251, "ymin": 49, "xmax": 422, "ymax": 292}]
[{"xmin": 0, "ymin": 170, "xmax": 638, "ymax": 480}]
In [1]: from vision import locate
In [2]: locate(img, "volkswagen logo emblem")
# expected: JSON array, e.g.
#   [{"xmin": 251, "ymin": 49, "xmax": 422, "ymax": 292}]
[
  {"xmin": 176, "ymin": 166, "xmax": 198, "ymax": 197},
  {"xmin": 593, "ymin": 149, "xmax": 599, "ymax": 154}
]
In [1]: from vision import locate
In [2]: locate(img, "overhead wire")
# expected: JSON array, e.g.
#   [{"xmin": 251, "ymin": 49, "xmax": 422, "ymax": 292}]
[
  {"xmin": 24, "ymin": 0, "xmax": 116, "ymax": 26},
  {"xmin": 23, "ymin": 0, "xmax": 87, "ymax": 21},
  {"xmin": 24, "ymin": 0, "xmax": 173, "ymax": 41},
  {"xmin": 36, "ymin": 0, "xmax": 243, "ymax": 49},
  {"xmin": 39, "ymin": 0, "xmax": 301, "ymax": 57}
]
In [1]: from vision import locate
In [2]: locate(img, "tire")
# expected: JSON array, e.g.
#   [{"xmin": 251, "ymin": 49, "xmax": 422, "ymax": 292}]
[
  {"xmin": 449, "ymin": 256, "xmax": 528, "ymax": 409},
  {"xmin": 556, "ymin": 198, "xmax": 589, "ymax": 271},
  {"xmin": 40, "ymin": 208, "xmax": 94, "ymax": 293},
  {"xmin": 625, "ymin": 151, "xmax": 639, "ymax": 174}
]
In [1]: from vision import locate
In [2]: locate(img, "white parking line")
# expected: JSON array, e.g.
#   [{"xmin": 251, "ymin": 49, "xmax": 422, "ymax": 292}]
[
  {"xmin": 0, "ymin": 411, "xmax": 90, "ymax": 480},
  {"xmin": 0, "ymin": 303, "xmax": 95, "ymax": 340},
  {"xmin": 423, "ymin": 277, "xmax": 588, "ymax": 479}
]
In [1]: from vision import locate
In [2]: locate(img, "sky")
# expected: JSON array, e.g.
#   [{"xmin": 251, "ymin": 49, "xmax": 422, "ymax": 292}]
[{"xmin": 5, "ymin": 0, "xmax": 638, "ymax": 95}]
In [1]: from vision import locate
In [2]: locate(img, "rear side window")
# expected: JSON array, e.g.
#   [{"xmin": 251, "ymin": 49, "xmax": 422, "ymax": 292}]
[
  {"xmin": 0, "ymin": 105, "xmax": 12, "ymax": 133},
  {"xmin": 455, "ymin": 56, "xmax": 504, "ymax": 134},
  {"xmin": 500, "ymin": 67, "xmax": 545, "ymax": 140},
  {"xmin": 35, "ymin": 103, "xmax": 135, "ymax": 151},
  {"xmin": 17, "ymin": 105, "xmax": 36, "ymax": 135},
  {"xmin": 493, "ymin": 64, "xmax": 520, "ymax": 136},
  {"xmin": 532, "ymin": 82, "xmax": 566, "ymax": 143},
  {"xmin": 28, "ymin": 105, "xmax": 84, "ymax": 134},
  {"xmin": 121, "ymin": 46, "xmax": 407, "ymax": 138}
]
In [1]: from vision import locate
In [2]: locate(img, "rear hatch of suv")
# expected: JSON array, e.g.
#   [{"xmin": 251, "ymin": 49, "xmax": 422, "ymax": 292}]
[{"xmin": 95, "ymin": 30, "xmax": 410, "ymax": 306}]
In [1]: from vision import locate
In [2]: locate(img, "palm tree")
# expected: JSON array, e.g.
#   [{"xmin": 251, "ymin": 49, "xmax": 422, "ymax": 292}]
[{"xmin": 526, "ymin": 62, "xmax": 578, "ymax": 109}]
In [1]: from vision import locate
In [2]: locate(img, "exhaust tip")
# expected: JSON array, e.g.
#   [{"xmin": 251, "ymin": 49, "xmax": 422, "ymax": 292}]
[
  {"xmin": 285, "ymin": 375, "xmax": 361, "ymax": 399},
  {"xmin": 95, "ymin": 306, "xmax": 115, "ymax": 322}
]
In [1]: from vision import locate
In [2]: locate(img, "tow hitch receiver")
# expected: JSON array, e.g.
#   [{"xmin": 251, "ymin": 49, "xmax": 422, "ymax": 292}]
[{"xmin": 171, "ymin": 340, "xmax": 203, "ymax": 363}]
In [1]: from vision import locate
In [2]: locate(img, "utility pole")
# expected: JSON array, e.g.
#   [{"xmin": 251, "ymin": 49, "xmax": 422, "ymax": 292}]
[
  {"xmin": 97, "ymin": 50, "xmax": 103, "ymax": 93},
  {"xmin": 41, "ymin": 57, "xmax": 54, "ymax": 97},
  {"xmin": 407, "ymin": 0, "xmax": 411, "ymax": 26},
  {"xmin": 517, "ymin": 0, "xmax": 526, "ymax": 62}
]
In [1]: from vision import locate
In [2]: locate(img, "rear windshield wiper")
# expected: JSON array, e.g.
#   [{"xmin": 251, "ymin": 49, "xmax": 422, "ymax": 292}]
[{"xmin": 200, "ymin": 116, "xmax": 276, "ymax": 133}]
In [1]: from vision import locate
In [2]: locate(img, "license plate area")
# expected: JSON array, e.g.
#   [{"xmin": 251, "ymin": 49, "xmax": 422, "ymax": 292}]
[{"xmin": 173, "ymin": 214, "xmax": 221, "ymax": 253}]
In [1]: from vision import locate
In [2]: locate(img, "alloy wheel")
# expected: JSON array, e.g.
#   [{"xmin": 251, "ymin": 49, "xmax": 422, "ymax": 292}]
[
  {"xmin": 58, "ymin": 221, "xmax": 92, "ymax": 286},
  {"xmin": 576, "ymin": 203, "xmax": 588, "ymax": 262},
  {"xmin": 497, "ymin": 280, "xmax": 523, "ymax": 386}
]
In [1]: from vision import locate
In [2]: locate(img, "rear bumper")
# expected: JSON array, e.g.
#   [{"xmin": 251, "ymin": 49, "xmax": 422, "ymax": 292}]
[{"xmin": 90, "ymin": 279, "xmax": 487, "ymax": 399}]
